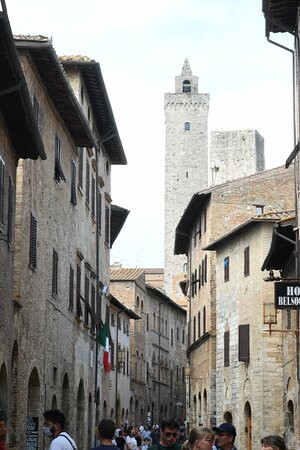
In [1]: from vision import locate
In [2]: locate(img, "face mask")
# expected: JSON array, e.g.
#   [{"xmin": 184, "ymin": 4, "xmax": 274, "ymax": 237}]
[{"xmin": 43, "ymin": 426, "xmax": 53, "ymax": 437}]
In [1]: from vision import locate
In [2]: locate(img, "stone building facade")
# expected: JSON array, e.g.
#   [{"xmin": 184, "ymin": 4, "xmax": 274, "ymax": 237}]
[
  {"xmin": 210, "ymin": 130, "xmax": 265, "ymax": 186},
  {"xmin": 205, "ymin": 215, "xmax": 292, "ymax": 450},
  {"xmin": 174, "ymin": 165, "xmax": 295, "ymax": 431},
  {"xmin": 10, "ymin": 36, "xmax": 127, "ymax": 450},
  {"xmin": 0, "ymin": 8, "xmax": 46, "ymax": 439},
  {"xmin": 110, "ymin": 267, "xmax": 186, "ymax": 425}
]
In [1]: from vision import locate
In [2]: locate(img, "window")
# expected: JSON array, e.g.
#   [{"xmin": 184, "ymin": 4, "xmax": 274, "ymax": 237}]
[
  {"xmin": 54, "ymin": 135, "xmax": 66, "ymax": 183},
  {"xmin": 224, "ymin": 256, "xmax": 230, "ymax": 282},
  {"xmin": 193, "ymin": 317, "xmax": 196, "ymax": 341},
  {"xmin": 238, "ymin": 324, "xmax": 250, "ymax": 362},
  {"xmin": 84, "ymin": 275, "xmax": 90, "ymax": 326},
  {"xmin": 171, "ymin": 328, "xmax": 174, "ymax": 346},
  {"xmin": 85, "ymin": 158, "xmax": 90, "ymax": 207},
  {"xmin": 184, "ymin": 122, "xmax": 190, "ymax": 131},
  {"xmin": 69, "ymin": 266, "xmax": 74, "ymax": 310},
  {"xmin": 204, "ymin": 255, "xmax": 207, "ymax": 283},
  {"xmin": 76, "ymin": 263, "xmax": 82, "ymax": 317},
  {"xmin": 201, "ymin": 259, "xmax": 205, "ymax": 286},
  {"xmin": 203, "ymin": 208, "xmax": 207, "ymax": 232},
  {"xmin": 182, "ymin": 329, "xmax": 185, "ymax": 344},
  {"xmin": 224, "ymin": 330, "xmax": 230, "ymax": 367},
  {"xmin": 33, "ymin": 93, "xmax": 40, "ymax": 124},
  {"xmin": 91, "ymin": 282, "xmax": 96, "ymax": 331},
  {"xmin": 71, "ymin": 160, "xmax": 77, "ymax": 205},
  {"xmin": 146, "ymin": 314, "xmax": 149, "ymax": 332},
  {"xmin": 52, "ymin": 249, "xmax": 58, "ymax": 297},
  {"xmin": 118, "ymin": 316, "xmax": 121, "ymax": 330},
  {"xmin": 198, "ymin": 264, "xmax": 201, "ymax": 289},
  {"xmin": 244, "ymin": 246, "xmax": 250, "ymax": 277},
  {"xmin": 191, "ymin": 273, "xmax": 195, "ymax": 297},
  {"xmin": 198, "ymin": 216, "xmax": 202, "ymax": 240},
  {"xmin": 29, "ymin": 214, "xmax": 37, "ymax": 270},
  {"xmin": 203, "ymin": 306, "xmax": 206, "ymax": 334},
  {"xmin": 7, "ymin": 177, "xmax": 13, "ymax": 246},
  {"xmin": 127, "ymin": 350, "xmax": 129, "ymax": 376},
  {"xmin": 177, "ymin": 327, "xmax": 179, "ymax": 341},
  {"xmin": 255, "ymin": 205, "xmax": 264, "ymax": 215},
  {"xmin": 111, "ymin": 341, "xmax": 115, "ymax": 369},
  {"xmin": 97, "ymin": 189, "xmax": 102, "ymax": 234},
  {"xmin": 183, "ymin": 80, "xmax": 191, "ymax": 93},
  {"xmin": 194, "ymin": 269, "xmax": 197, "ymax": 295},
  {"xmin": 0, "ymin": 158, "xmax": 4, "ymax": 226},
  {"xmin": 91, "ymin": 175, "xmax": 96, "ymax": 219},
  {"xmin": 78, "ymin": 148, "xmax": 83, "ymax": 190},
  {"xmin": 105, "ymin": 206, "xmax": 110, "ymax": 245},
  {"xmin": 111, "ymin": 314, "xmax": 115, "ymax": 326},
  {"xmin": 198, "ymin": 311, "xmax": 201, "ymax": 339}
]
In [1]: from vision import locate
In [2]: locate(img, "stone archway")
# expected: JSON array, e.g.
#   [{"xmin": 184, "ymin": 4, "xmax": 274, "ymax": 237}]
[
  {"xmin": 76, "ymin": 380, "xmax": 85, "ymax": 450},
  {"xmin": 26, "ymin": 368, "xmax": 40, "ymax": 450},
  {"xmin": 223, "ymin": 411, "xmax": 233, "ymax": 424},
  {"xmin": 244, "ymin": 401, "xmax": 252, "ymax": 450},
  {"xmin": 51, "ymin": 394, "xmax": 57, "ymax": 410}
]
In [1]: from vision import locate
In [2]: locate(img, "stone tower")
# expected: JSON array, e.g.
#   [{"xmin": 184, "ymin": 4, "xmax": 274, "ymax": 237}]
[
  {"xmin": 164, "ymin": 59, "xmax": 209, "ymax": 301},
  {"xmin": 210, "ymin": 129, "xmax": 265, "ymax": 186}
]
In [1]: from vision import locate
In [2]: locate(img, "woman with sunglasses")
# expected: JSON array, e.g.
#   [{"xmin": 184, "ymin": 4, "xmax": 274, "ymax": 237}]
[{"xmin": 182, "ymin": 427, "xmax": 214, "ymax": 450}]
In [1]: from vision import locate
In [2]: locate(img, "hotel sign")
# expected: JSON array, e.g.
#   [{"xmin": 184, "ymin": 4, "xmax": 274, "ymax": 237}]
[{"xmin": 275, "ymin": 282, "xmax": 300, "ymax": 309}]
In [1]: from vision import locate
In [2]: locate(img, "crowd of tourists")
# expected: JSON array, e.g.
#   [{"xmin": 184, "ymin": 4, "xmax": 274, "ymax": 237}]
[{"xmin": 41, "ymin": 409, "xmax": 289, "ymax": 450}]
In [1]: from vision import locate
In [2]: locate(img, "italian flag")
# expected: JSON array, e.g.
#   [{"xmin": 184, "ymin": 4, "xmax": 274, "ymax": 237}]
[{"xmin": 97, "ymin": 321, "xmax": 111, "ymax": 372}]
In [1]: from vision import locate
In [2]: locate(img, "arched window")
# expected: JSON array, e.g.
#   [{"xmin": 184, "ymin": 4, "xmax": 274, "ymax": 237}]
[
  {"xmin": 183, "ymin": 80, "xmax": 191, "ymax": 93},
  {"xmin": 136, "ymin": 296, "xmax": 140, "ymax": 309},
  {"xmin": 184, "ymin": 122, "xmax": 190, "ymax": 131}
]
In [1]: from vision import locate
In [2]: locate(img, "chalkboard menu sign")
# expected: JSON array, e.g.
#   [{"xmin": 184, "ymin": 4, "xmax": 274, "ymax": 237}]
[{"xmin": 26, "ymin": 416, "xmax": 39, "ymax": 450}]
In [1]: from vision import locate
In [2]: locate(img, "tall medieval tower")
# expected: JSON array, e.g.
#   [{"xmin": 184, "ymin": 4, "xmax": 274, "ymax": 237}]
[{"xmin": 164, "ymin": 59, "xmax": 209, "ymax": 300}]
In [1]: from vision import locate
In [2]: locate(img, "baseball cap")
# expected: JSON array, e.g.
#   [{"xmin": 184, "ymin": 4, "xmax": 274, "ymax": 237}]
[{"xmin": 212, "ymin": 423, "xmax": 236, "ymax": 437}]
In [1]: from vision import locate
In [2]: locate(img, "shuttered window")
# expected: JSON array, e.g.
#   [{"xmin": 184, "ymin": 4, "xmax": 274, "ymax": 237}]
[
  {"xmin": 238, "ymin": 324, "xmax": 250, "ymax": 362},
  {"xmin": 7, "ymin": 177, "xmax": 13, "ymax": 247},
  {"xmin": 52, "ymin": 249, "xmax": 58, "ymax": 297},
  {"xmin": 111, "ymin": 341, "xmax": 115, "ymax": 369},
  {"xmin": 84, "ymin": 275, "xmax": 90, "ymax": 326},
  {"xmin": 85, "ymin": 158, "xmax": 90, "ymax": 207},
  {"xmin": 91, "ymin": 283, "xmax": 96, "ymax": 331},
  {"xmin": 203, "ymin": 306, "xmax": 206, "ymax": 334},
  {"xmin": 29, "ymin": 214, "xmax": 37, "ymax": 270},
  {"xmin": 224, "ymin": 331, "xmax": 230, "ymax": 366},
  {"xmin": 244, "ymin": 246, "xmax": 250, "ymax": 277},
  {"xmin": 193, "ymin": 316, "xmax": 196, "ymax": 342},
  {"xmin": 97, "ymin": 189, "xmax": 102, "ymax": 234},
  {"xmin": 76, "ymin": 264, "xmax": 82, "ymax": 317},
  {"xmin": 198, "ymin": 311, "xmax": 201, "ymax": 338},
  {"xmin": 198, "ymin": 264, "xmax": 201, "ymax": 289},
  {"xmin": 204, "ymin": 254, "xmax": 207, "ymax": 283},
  {"xmin": 33, "ymin": 93, "xmax": 40, "ymax": 124},
  {"xmin": 203, "ymin": 208, "xmax": 207, "ymax": 232},
  {"xmin": 191, "ymin": 273, "xmax": 195, "ymax": 297},
  {"xmin": 0, "ymin": 158, "xmax": 5, "ymax": 226},
  {"xmin": 105, "ymin": 205, "xmax": 110, "ymax": 245},
  {"xmin": 69, "ymin": 266, "xmax": 74, "ymax": 310},
  {"xmin": 224, "ymin": 256, "xmax": 230, "ymax": 282},
  {"xmin": 194, "ymin": 269, "xmax": 197, "ymax": 295},
  {"xmin": 78, "ymin": 148, "xmax": 83, "ymax": 189},
  {"xmin": 201, "ymin": 259, "xmax": 205, "ymax": 286},
  {"xmin": 71, "ymin": 160, "xmax": 77, "ymax": 205},
  {"xmin": 91, "ymin": 175, "xmax": 96, "ymax": 219},
  {"xmin": 54, "ymin": 134, "xmax": 66, "ymax": 183}
]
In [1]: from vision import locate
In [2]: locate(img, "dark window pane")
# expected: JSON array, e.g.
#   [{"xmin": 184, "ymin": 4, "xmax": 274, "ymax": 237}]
[
  {"xmin": 69, "ymin": 266, "xmax": 74, "ymax": 310},
  {"xmin": 224, "ymin": 331, "xmax": 230, "ymax": 367},
  {"xmin": 238, "ymin": 324, "xmax": 250, "ymax": 362}
]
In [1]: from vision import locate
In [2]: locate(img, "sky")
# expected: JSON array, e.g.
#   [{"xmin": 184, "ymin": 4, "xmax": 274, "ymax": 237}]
[{"xmin": 8, "ymin": 0, "xmax": 295, "ymax": 268}]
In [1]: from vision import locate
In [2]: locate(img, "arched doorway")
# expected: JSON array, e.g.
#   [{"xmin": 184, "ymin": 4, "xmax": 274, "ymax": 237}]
[
  {"xmin": 10, "ymin": 343, "xmax": 19, "ymax": 447},
  {"xmin": 0, "ymin": 363, "xmax": 8, "ymax": 419},
  {"xmin": 88, "ymin": 393, "xmax": 93, "ymax": 449},
  {"xmin": 203, "ymin": 390, "xmax": 207, "ymax": 424},
  {"xmin": 285, "ymin": 400, "xmax": 295, "ymax": 448},
  {"xmin": 244, "ymin": 402, "xmax": 252, "ymax": 450},
  {"xmin": 62, "ymin": 374, "xmax": 70, "ymax": 431},
  {"xmin": 51, "ymin": 394, "xmax": 57, "ymax": 410},
  {"xmin": 76, "ymin": 380, "xmax": 85, "ymax": 450},
  {"xmin": 224, "ymin": 411, "xmax": 233, "ymax": 424},
  {"xmin": 26, "ymin": 368, "xmax": 40, "ymax": 449},
  {"xmin": 198, "ymin": 392, "xmax": 202, "ymax": 425},
  {"xmin": 103, "ymin": 401, "xmax": 108, "ymax": 419}
]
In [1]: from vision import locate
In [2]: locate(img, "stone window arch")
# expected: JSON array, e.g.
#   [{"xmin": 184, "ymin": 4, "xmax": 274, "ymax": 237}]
[{"xmin": 183, "ymin": 80, "xmax": 191, "ymax": 93}]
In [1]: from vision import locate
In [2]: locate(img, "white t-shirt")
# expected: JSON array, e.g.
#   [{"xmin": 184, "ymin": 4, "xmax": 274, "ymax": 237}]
[
  {"xmin": 49, "ymin": 432, "xmax": 77, "ymax": 449},
  {"xmin": 125, "ymin": 436, "xmax": 138, "ymax": 450}
]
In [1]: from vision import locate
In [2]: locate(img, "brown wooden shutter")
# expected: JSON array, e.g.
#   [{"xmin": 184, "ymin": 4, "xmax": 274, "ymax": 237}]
[
  {"xmin": 85, "ymin": 158, "xmax": 90, "ymax": 206},
  {"xmin": 0, "ymin": 159, "xmax": 5, "ymax": 226},
  {"xmin": 244, "ymin": 246, "xmax": 250, "ymax": 277},
  {"xmin": 71, "ymin": 160, "xmax": 77, "ymax": 205},
  {"xmin": 52, "ymin": 249, "xmax": 58, "ymax": 296},
  {"xmin": 224, "ymin": 330, "xmax": 230, "ymax": 366},
  {"xmin": 78, "ymin": 148, "xmax": 83, "ymax": 189},
  {"xmin": 7, "ymin": 177, "xmax": 13, "ymax": 247},
  {"xmin": 29, "ymin": 214, "xmax": 37, "ymax": 270},
  {"xmin": 69, "ymin": 266, "xmax": 74, "ymax": 310},
  {"xmin": 239, "ymin": 324, "xmax": 250, "ymax": 362}
]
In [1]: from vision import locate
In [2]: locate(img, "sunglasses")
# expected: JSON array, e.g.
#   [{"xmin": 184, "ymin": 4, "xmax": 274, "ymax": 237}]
[{"xmin": 165, "ymin": 432, "xmax": 178, "ymax": 438}]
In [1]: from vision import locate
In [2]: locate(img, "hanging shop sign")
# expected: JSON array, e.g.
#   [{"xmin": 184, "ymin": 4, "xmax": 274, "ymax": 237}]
[{"xmin": 274, "ymin": 282, "xmax": 300, "ymax": 309}]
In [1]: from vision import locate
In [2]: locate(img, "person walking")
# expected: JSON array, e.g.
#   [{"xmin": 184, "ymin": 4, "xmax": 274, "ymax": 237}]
[
  {"xmin": 43, "ymin": 409, "xmax": 77, "ymax": 449},
  {"xmin": 260, "ymin": 435, "xmax": 287, "ymax": 450},
  {"xmin": 212, "ymin": 423, "xmax": 237, "ymax": 450},
  {"xmin": 91, "ymin": 419, "xmax": 119, "ymax": 450},
  {"xmin": 182, "ymin": 427, "xmax": 214, "ymax": 450},
  {"xmin": 148, "ymin": 419, "xmax": 181, "ymax": 450}
]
